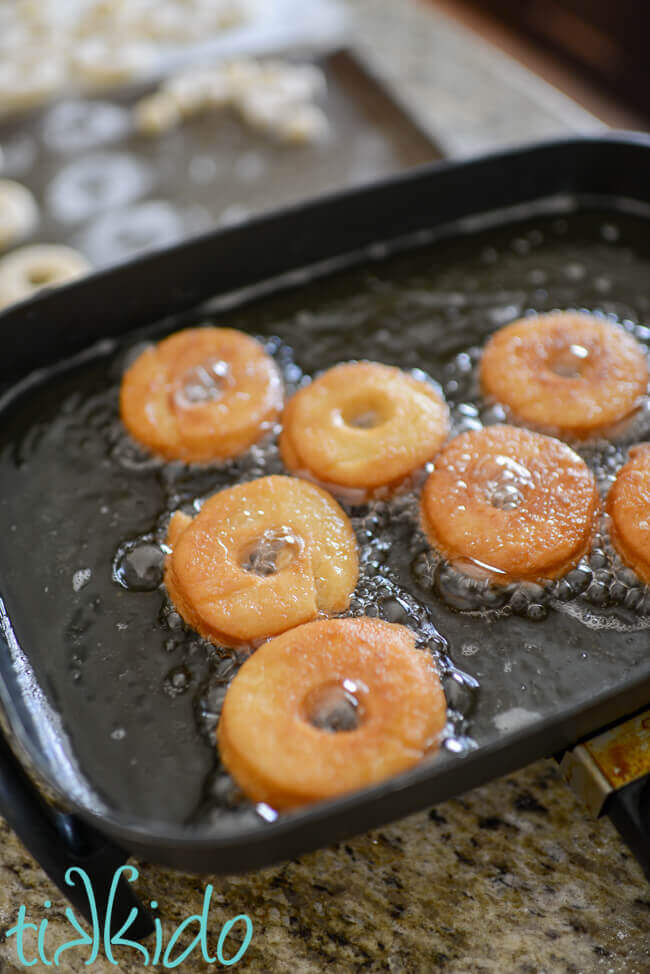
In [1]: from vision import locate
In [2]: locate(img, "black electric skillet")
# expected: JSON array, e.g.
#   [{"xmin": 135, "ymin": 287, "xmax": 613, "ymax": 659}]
[{"xmin": 0, "ymin": 134, "xmax": 649, "ymax": 934}]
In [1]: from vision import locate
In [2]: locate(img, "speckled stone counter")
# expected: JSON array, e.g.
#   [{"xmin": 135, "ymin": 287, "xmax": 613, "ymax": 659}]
[
  {"xmin": 0, "ymin": 761, "xmax": 647, "ymax": 972},
  {"xmin": 0, "ymin": 2, "xmax": 647, "ymax": 972}
]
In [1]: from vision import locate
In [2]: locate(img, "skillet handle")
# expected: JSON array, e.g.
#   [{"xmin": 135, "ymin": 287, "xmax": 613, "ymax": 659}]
[
  {"xmin": 604, "ymin": 776, "xmax": 650, "ymax": 881},
  {"xmin": 560, "ymin": 707, "xmax": 650, "ymax": 881},
  {"xmin": 0, "ymin": 731, "xmax": 153, "ymax": 940}
]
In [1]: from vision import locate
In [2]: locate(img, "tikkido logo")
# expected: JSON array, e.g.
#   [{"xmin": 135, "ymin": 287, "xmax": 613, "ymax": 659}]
[{"xmin": 7, "ymin": 866, "xmax": 253, "ymax": 968}]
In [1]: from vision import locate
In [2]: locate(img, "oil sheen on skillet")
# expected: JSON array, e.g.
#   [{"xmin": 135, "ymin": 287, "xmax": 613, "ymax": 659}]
[{"xmin": 0, "ymin": 207, "xmax": 648, "ymax": 826}]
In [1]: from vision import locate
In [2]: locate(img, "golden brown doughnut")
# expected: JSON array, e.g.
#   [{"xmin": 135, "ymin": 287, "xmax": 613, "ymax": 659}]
[
  {"xmin": 420, "ymin": 424, "xmax": 598, "ymax": 584},
  {"xmin": 120, "ymin": 326, "xmax": 283, "ymax": 463},
  {"xmin": 607, "ymin": 443, "xmax": 650, "ymax": 585},
  {"xmin": 164, "ymin": 475, "xmax": 358, "ymax": 647},
  {"xmin": 217, "ymin": 617, "xmax": 447, "ymax": 809},
  {"xmin": 480, "ymin": 312, "xmax": 648, "ymax": 439},
  {"xmin": 280, "ymin": 361, "xmax": 449, "ymax": 493}
]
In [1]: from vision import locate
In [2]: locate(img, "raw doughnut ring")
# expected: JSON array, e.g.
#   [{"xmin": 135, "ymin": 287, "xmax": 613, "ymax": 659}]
[
  {"xmin": 480, "ymin": 312, "xmax": 648, "ymax": 439},
  {"xmin": 218, "ymin": 617, "xmax": 447, "ymax": 809},
  {"xmin": 420, "ymin": 424, "xmax": 598, "ymax": 584},
  {"xmin": 164, "ymin": 475, "xmax": 358, "ymax": 647},
  {"xmin": 607, "ymin": 444, "xmax": 650, "ymax": 585},
  {"xmin": 0, "ymin": 244, "xmax": 90, "ymax": 309},
  {"xmin": 280, "ymin": 361, "xmax": 449, "ymax": 493},
  {"xmin": 0, "ymin": 179, "xmax": 38, "ymax": 252},
  {"xmin": 120, "ymin": 326, "xmax": 283, "ymax": 463}
]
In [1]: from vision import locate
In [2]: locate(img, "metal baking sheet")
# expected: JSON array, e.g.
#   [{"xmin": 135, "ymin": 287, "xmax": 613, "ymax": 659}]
[{"xmin": 0, "ymin": 50, "xmax": 440, "ymax": 271}]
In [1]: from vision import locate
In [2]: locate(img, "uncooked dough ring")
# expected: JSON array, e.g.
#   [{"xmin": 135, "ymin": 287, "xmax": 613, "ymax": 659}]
[{"xmin": 0, "ymin": 244, "xmax": 89, "ymax": 309}]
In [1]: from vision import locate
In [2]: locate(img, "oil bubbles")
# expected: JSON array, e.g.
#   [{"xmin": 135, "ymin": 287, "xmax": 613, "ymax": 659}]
[{"xmin": 113, "ymin": 539, "xmax": 164, "ymax": 591}]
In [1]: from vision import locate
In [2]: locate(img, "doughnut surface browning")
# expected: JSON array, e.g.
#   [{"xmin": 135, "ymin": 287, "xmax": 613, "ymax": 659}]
[
  {"xmin": 164, "ymin": 475, "xmax": 358, "ymax": 647},
  {"xmin": 280, "ymin": 361, "xmax": 449, "ymax": 492},
  {"xmin": 607, "ymin": 443, "xmax": 650, "ymax": 585},
  {"xmin": 480, "ymin": 312, "xmax": 648, "ymax": 439},
  {"xmin": 120, "ymin": 326, "xmax": 283, "ymax": 462},
  {"xmin": 218, "ymin": 617, "xmax": 447, "ymax": 809},
  {"xmin": 420, "ymin": 424, "xmax": 598, "ymax": 584}
]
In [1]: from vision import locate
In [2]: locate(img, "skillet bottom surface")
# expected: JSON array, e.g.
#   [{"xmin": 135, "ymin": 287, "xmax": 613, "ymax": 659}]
[{"xmin": 0, "ymin": 205, "xmax": 649, "ymax": 831}]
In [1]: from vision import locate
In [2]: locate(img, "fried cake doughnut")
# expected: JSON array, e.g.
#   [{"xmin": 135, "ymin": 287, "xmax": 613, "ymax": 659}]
[
  {"xmin": 607, "ymin": 444, "xmax": 650, "ymax": 585},
  {"xmin": 420, "ymin": 424, "xmax": 598, "ymax": 584},
  {"xmin": 0, "ymin": 244, "xmax": 89, "ymax": 309},
  {"xmin": 480, "ymin": 312, "xmax": 648, "ymax": 439},
  {"xmin": 120, "ymin": 326, "xmax": 283, "ymax": 463},
  {"xmin": 164, "ymin": 475, "xmax": 358, "ymax": 647},
  {"xmin": 217, "ymin": 617, "xmax": 446, "ymax": 809},
  {"xmin": 280, "ymin": 362, "xmax": 449, "ymax": 493}
]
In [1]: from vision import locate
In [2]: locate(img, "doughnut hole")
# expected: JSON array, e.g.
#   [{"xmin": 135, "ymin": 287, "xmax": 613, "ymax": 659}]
[
  {"xmin": 303, "ymin": 679, "xmax": 369, "ymax": 732},
  {"xmin": 473, "ymin": 453, "xmax": 533, "ymax": 511},
  {"xmin": 239, "ymin": 527, "xmax": 302, "ymax": 577},
  {"xmin": 548, "ymin": 341, "xmax": 591, "ymax": 378},
  {"xmin": 340, "ymin": 391, "xmax": 394, "ymax": 430},
  {"xmin": 27, "ymin": 265, "xmax": 57, "ymax": 286},
  {"xmin": 172, "ymin": 358, "xmax": 230, "ymax": 408}
]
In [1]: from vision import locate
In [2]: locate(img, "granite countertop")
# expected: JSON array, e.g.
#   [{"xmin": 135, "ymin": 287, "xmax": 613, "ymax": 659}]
[
  {"xmin": 0, "ymin": 760, "xmax": 647, "ymax": 973},
  {"xmin": 0, "ymin": 2, "xmax": 647, "ymax": 972}
]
